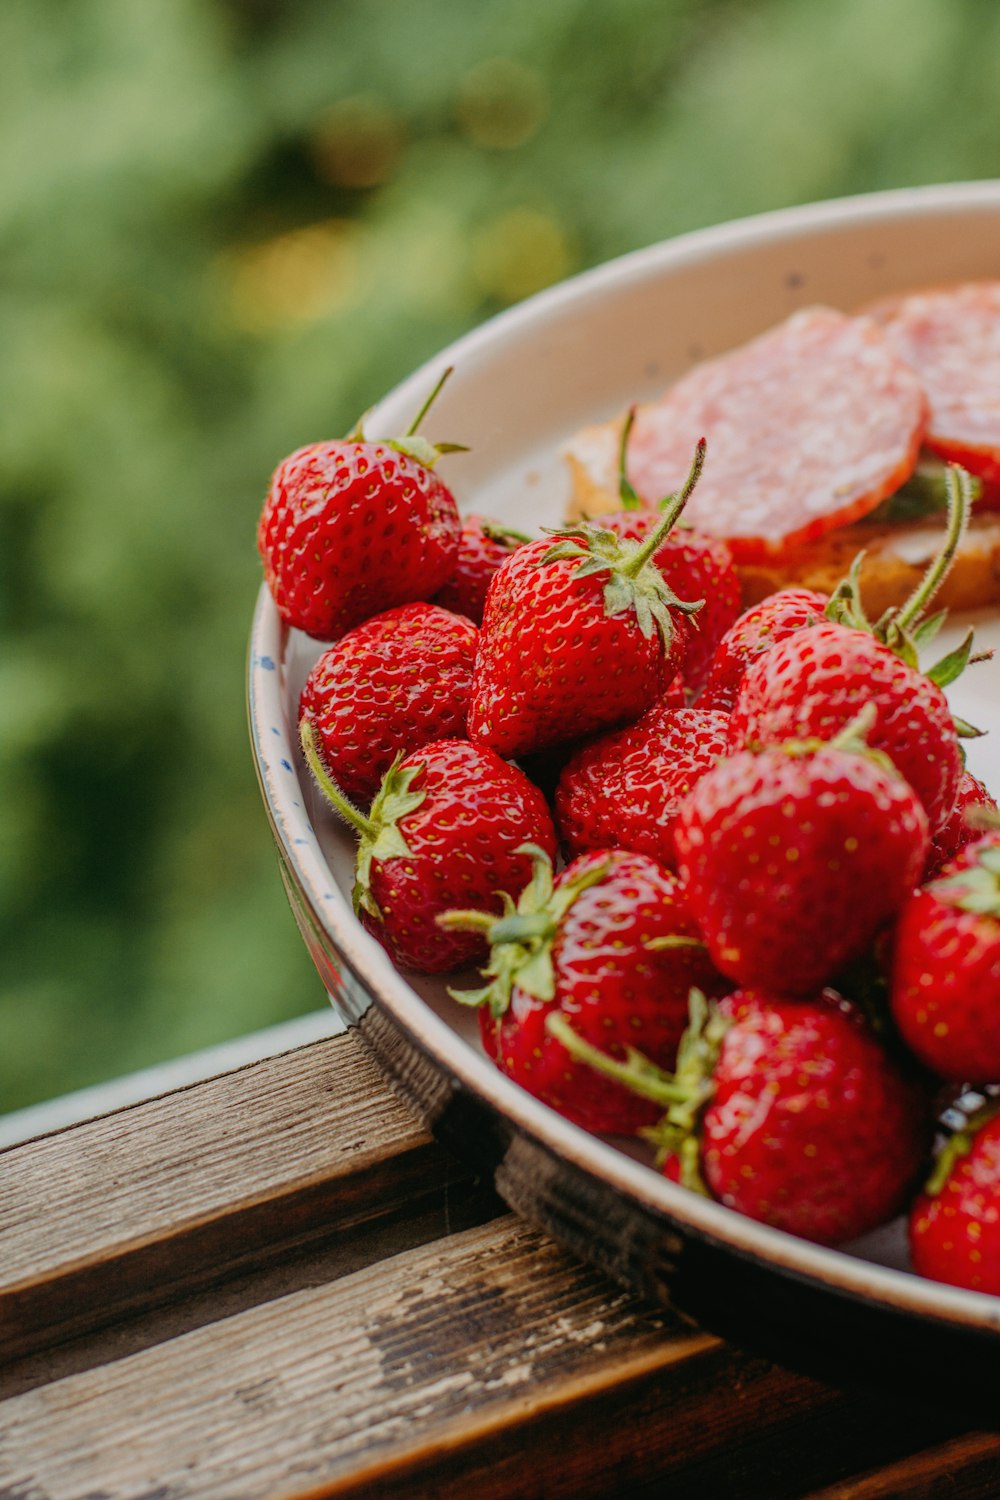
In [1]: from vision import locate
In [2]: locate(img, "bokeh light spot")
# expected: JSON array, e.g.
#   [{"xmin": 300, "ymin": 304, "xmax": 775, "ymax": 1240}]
[
  {"xmin": 220, "ymin": 220, "xmax": 364, "ymax": 332},
  {"xmin": 456, "ymin": 58, "xmax": 548, "ymax": 150},
  {"xmin": 311, "ymin": 95, "xmax": 403, "ymax": 189},
  {"xmin": 473, "ymin": 207, "xmax": 573, "ymax": 303}
]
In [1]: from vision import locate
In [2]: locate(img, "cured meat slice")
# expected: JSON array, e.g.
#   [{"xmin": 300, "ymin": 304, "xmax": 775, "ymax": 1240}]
[
  {"xmin": 613, "ymin": 307, "xmax": 927, "ymax": 562},
  {"xmin": 869, "ymin": 282, "xmax": 1000, "ymax": 497}
]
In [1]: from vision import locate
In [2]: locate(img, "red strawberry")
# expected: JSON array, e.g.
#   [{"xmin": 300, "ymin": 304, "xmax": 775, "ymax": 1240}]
[
  {"xmin": 554, "ymin": 987, "xmax": 931, "ymax": 1246},
  {"xmin": 597, "ymin": 513, "xmax": 739, "ymax": 694},
  {"xmin": 432, "ymin": 514, "xmax": 532, "ymax": 624},
  {"xmin": 891, "ymin": 834, "xmax": 1000, "ymax": 1083},
  {"xmin": 729, "ymin": 467, "xmax": 980, "ymax": 834},
  {"xmin": 299, "ymin": 602, "xmax": 478, "ymax": 807},
  {"xmin": 300, "ymin": 728, "xmax": 556, "ymax": 973},
  {"xmin": 555, "ymin": 702, "xmax": 729, "ymax": 868},
  {"xmin": 923, "ymin": 771, "xmax": 998, "ymax": 880},
  {"xmin": 728, "ymin": 621, "xmax": 962, "ymax": 834},
  {"xmin": 673, "ymin": 712, "xmax": 929, "ymax": 995},
  {"xmin": 698, "ymin": 587, "xmax": 830, "ymax": 712},
  {"xmin": 910, "ymin": 1100, "xmax": 1000, "ymax": 1294},
  {"xmin": 657, "ymin": 671, "xmax": 689, "ymax": 711},
  {"xmin": 595, "ymin": 408, "xmax": 741, "ymax": 692},
  {"xmin": 444, "ymin": 847, "xmax": 727, "ymax": 1135},
  {"xmin": 258, "ymin": 370, "xmax": 463, "ymax": 640},
  {"xmin": 467, "ymin": 444, "xmax": 706, "ymax": 759}
]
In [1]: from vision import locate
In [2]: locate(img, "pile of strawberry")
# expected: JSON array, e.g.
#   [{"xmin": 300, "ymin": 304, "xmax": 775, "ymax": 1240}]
[{"xmin": 258, "ymin": 376, "xmax": 1000, "ymax": 1297}]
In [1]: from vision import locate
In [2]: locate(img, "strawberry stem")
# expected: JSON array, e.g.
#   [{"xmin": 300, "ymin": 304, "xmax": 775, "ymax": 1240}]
[
  {"xmin": 619, "ymin": 438, "xmax": 707, "ymax": 579},
  {"xmin": 299, "ymin": 718, "xmax": 375, "ymax": 839},
  {"xmin": 827, "ymin": 702, "xmax": 878, "ymax": 753},
  {"xmin": 644, "ymin": 934, "xmax": 708, "ymax": 952},
  {"xmin": 545, "ymin": 1012, "xmax": 690, "ymax": 1106},
  {"xmin": 405, "ymin": 365, "xmax": 454, "ymax": 437},
  {"xmin": 489, "ymin": 911, "xmax": 556, "ymax": 945},
  {"xmin": 616, "ymin": 406, "xmax": 643, "ymax": 511},
  {"xmin": 480, "ymin": 518, "xmax": 533, "ymax": 546},
  {"xmin": 436, "ymin": 909, "xmax": 497, "ymax": 934},
  {"xmin": 893, "ymin": 464, "xmax": 972, "ymax": 635}
]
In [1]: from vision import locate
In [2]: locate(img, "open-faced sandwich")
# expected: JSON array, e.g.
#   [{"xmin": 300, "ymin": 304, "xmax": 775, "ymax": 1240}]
[{"xmin": 565, "ymin": 284, "xmax": 1000, "ymax": 615}]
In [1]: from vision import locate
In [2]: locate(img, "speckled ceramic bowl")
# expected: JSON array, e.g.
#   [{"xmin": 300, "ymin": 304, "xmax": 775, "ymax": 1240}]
[{"xmin": 249, "ymin": 183, "xmax": 1000, "ymax": 1392}]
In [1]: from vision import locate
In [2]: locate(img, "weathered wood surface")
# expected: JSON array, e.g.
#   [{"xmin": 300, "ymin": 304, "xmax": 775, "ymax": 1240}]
[
  {"xmin": 1, "ymin": 1028, "xmax": 998, "ymax": 1499},
  {"xmin": 0, "ymin": 1033, "xmax": 469, "ymax": 1358},
  {"xmin": 799, "ymin": 1433, "xmax": 1000, "ymax": 1500},
  {"xmin": 1, "ymin": 1209, "xmax": 985, "ymax": 1500}
]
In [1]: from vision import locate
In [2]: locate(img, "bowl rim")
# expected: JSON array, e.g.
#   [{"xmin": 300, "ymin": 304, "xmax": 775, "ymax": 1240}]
[{"xmin": 249, "ymin": 180, "xmax": 1000, "ymax": 1338}]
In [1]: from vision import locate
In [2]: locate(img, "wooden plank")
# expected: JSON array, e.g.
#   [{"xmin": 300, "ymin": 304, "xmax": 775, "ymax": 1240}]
[
  {"xmin": 0, "ymin": 1212, "xmax": 969, "ymax": 1500},
  {"xmin": 800, "ymin": 1433, "xmax": 1000, "ymax": 1500},
  {"xmin": 0, "ymin": 1032, "xmax": 479, "ymax": 1359},
  {"xmin": 0, "ymin": 1214, "xmax": 721, "ymax": 1499},
  {"xmin": 0, "ymin": 1011, "xmax": 344, "ymax": 1150}
]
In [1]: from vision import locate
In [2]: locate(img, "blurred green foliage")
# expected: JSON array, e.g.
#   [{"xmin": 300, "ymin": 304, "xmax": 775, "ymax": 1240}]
[{"xmin": 2, "ymin": 0, "xmax": 998, "ymax": 1110}]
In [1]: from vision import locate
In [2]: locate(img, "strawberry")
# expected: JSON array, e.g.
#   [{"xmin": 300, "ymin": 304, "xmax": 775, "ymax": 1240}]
[
  {"xmin": 728, "ymin": 621, "xmax": 963, "ymax": 834},
  {"xmin": 910, "ymin": 1099, "xmax": 1000, "ymax": 1294},
  {"xmin": 673, "ymin": 710, "xmax": 929, "ymax": 995},
  {"xmin": 467, "ymin": 443, "xmax": 706, "ymax": 759},
  {"xmin": 258, "ymin": 369, "xmax": 464, "ymax": 641},
  {"xmin": 890, "ymin": 834, "xmax": 1000, "ymax": 1083},
  {"xmin": 698, "ymin": 587, "xmax": 830, "ymax": 713},
  {"xmin": 432, "ymin": 514, "xmax": 532, "ymax": 625},
  {"xmin": 443, "ymin": 846, "xmax": 727, "ymax": 1135},
  {"xmin": 298, "ymin": 602, "xmax": 479, "ymax": 807},
  {"xmin": 555, "ymin": 702, "xmax": 729, "ymax": 869},
  {"xmin": 553, "ymin": 987, "xmax": 931, "ymax": 1246},
  {"xmin": 300, "ymin": 728, "xmax": 556, "ymax": 973},
  {"xmin": 595, "ymin": 512, "xmax": 738, "ymax": 695},
  {"xmin": 923, "ymin": 771, "xmax": 998, "ymax": 880},
  {"xmin": 700, "ymin": 464, "xmax": 978, "ymax": 715},
  {"xmin": 729, "ymin": 467, "xmax": 981, "ymax": 834},
  {"xmin": 595, "ymin": 408, "xmax": 741, "ymax": 692}
]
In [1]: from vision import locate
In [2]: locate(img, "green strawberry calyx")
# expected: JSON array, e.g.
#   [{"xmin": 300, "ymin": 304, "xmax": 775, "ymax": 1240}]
[
  {"xmin": 345, "ymin": 365, "xmax": 469, "ymax": 470},
  {"xmin": 825, "ymin": 464, "xmax": 990, "ymax": 706},
  {"xmin": 536, "ymin": 436, "xmax": 707, "ymax": 650},
  {"xmin": 930, "ymin": 837, "xmax": 1000, "ymax": 921},
  {"xmin": 924, "ymin": 1095, "xmax": 1000, "ymax": 1197},
  {"xmin": 299, "ymin": 718, "xmax": 426, "ymax": 922},
  {"xmin": 546, "ymin": 989, "xmax": 729, "ymax": 1195},
  {"xmin": 440, "ymin": 846, "xmax": 609, "ymax": 1017}
]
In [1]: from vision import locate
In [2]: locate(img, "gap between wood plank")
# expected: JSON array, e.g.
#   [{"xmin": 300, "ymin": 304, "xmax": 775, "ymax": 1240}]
[
  {"xmin": 3, "ymin": 1210, "xmax": 978, "ymax": 1500},
  {"xmin": 0, "ymin": 1214, "xmax": 716, "ymax": 1500},
  {"xmin": 1, "ymin": 1177, "xmax": 503, "ymax": 1401},
  {"xmin": 0, "ymin": 1030, "xmax": 501, "ymax": 1362}
]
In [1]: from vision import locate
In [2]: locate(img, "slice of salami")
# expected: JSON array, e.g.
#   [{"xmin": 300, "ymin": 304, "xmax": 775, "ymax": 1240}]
[
  {"xmin": 625, "ymin": 307, "xmax": 927, "ymax": 562},
  {"xmin": 869, "ymin": 282, "xmax": 1000, "ymax": 497}
]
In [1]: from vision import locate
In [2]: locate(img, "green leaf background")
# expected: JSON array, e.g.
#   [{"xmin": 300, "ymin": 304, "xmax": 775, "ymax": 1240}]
[{"xmin": 3, "ymin": 0, "xmax": 999, "ymax": 1109}]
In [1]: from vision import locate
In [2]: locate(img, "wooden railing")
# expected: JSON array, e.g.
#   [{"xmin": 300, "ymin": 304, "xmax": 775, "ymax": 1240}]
[{"xmin": 2, "ymin": 1028, "xmax": 998, "ymax": 1497}]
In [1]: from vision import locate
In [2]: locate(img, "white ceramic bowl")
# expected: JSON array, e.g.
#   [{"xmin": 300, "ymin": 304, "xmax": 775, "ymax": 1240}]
[{"xmin": 249, "ymin": 182, "xmax": 1000, "ymax": 1391}]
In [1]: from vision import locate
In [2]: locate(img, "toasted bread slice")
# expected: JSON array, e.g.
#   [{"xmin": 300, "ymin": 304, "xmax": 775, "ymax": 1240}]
[{"xmin": 565, "ymin": 416, "xmax": 1000, "ymax": 616}]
